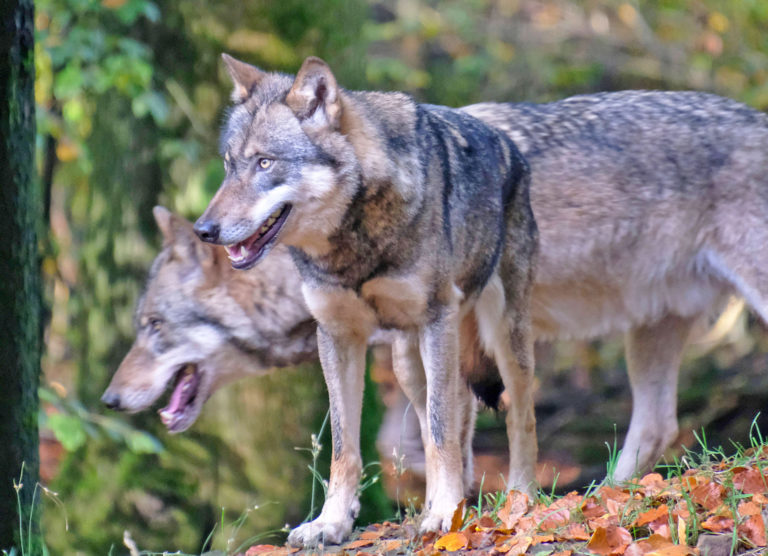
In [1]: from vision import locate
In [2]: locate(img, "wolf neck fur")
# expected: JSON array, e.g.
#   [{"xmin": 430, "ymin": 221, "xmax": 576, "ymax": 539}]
[{"xmin": 289, "ymin": 90, "xmax": 426, "ymax": 289}]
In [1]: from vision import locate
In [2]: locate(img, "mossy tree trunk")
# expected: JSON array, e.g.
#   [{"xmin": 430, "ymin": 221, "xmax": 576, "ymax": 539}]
[{"xmin": 0, "ymin": 0, "xmax": 41, "ymax": 551}]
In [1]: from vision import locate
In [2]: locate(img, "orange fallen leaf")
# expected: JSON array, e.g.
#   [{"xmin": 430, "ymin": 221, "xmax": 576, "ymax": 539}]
[
  {"xmin": 625, "ymin": 534, "xmax": 694, "ymax": 555},
  {"xmin": 701, "ymin": 514, "xmax": 734, "ymax": 533},
  {"xmin": 738, "ymin": 500, "xmax": 762, "ymax": 517},
  {"xmin": 557, "ymin": 523, "xmax": 590, "ymax": 542},
  {"xmin": 582, "ymin": 496, "xmax": 606, "ymax": 519},
  {"xmin": 539, "ymin": 507, "xmax": 570, "ymax": 531},
  {"xmin": 690, "ymin": 480, "xmax": 726, "ymax": 511},
  {"xmin": 532, "ymin": 532, "xmax": 554, "ymax": 544},
  {"xmin": 552, "ymin": 551, "xmax": 573, "ymax": 556},
  {"xmin": 496, "ymin": 535, "xmax": 532, "ymax": 556},
  {"xmin": 245, "ymin": 545, "xmax": 280, "ymax": 555},
  {"xmin": 498, "ymin": 491, "xmax": 529, "ymax": 529},
  {"xmin": 738, "ymin": 513, "xmax": 767, "ymax": 547},
  {"xmin": 382, "ymin": 539, "xmax": 404, "ymax": 551},
  {"xmin": 434, "ymin": 531, "xmax": 468, "ymax": 551},
  {"xmin": 733, "ymin": 467, "xmax": 768, "ymax": 495},
  {"xmin": 587, "ymin": 525, "xmax": 632, "ymax": 555},
  {"xmin": 358, "ymin": 530, "xmax": 382, "ymax": 540},
  {"xmin": 635, "ymin": 505, "xmax": 669, "ymax": 527},
  {"xmin": 450, "ymin": 499, "xmax": 466, "ymax": 532},
  {"xmin": 344, "ymin": 538, "xmax": 374, "ymax": 549}
]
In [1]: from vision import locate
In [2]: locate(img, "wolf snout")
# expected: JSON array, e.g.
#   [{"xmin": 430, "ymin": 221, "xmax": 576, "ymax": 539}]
[
  {"xmin": 193, "ymin": 218, "xmax": 220, "ymax": 243},
  {"xmin": 101, "ymin": 390, "xmax": 122, "ymax": 410}
]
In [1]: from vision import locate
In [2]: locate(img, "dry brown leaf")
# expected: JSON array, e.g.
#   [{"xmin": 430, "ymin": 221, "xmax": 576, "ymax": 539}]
[
  {"xmin": 552, "ymin": 551, "xmax": 573, "ymax": 556},
  {"xmin": 498, "ymin": 491, "xmax": 529, "ymax": 530},
  {"xmin": 496, "ymin": 535, "xmax": 532, "ymax": 556},
  {"xmin": 700, "ymin": 514, "xmax": 734, "ymax": 533},
  {"xmin": 582, "ymin": 496, "xmax": 606, "ymax": 519},
  {"xmin": 586, "ymin": 525, "xmax": 632, "ymax": 555},
  {"xmin": 639, "ymin": 473, "xmax": 667, "ymax": 497},
  {"xmin": 733, "ymin": 467, "xmax": 768, "ymax": 495},
  {"xmin": 532, "ymin": 532, "xmax": 555, "ymax": 544},
  {"xmin": 539, "ymin": 507, "xmax": 570, "ymax": 531},
  {"xmin": 344, "ymin": 538, "xmax": 374, "ymax": 549},
  {"xmin": 738, "ymin": 513, "xmax": 767, "ymax": 547},
  {"xmin": 434, "ymin": 531, "xmax": 469, "ymax": 551},
  {"xmin": 635, "ymin": 505, "xmax": 669, "ymax": 527},
  {"xmin": 245, "ymin": 545, "xmax": 280, "ymax": 555},
  {"xmin": 753, "ymin": 492, "xmax": 768, "ymax": 504},
  {"xmin": 557, "ymin": 523, "xmax": 590, "ymax": 542},
  {"xmin": 626, "ymin": 534, "xmax": 694, "ymax": 556},
  {"xmin": 382, "ymin": 539, "xmax": 404, "ymax": 551},
  {"xmin": 358, "ymin": 530, "xmax": 382, "ymax": 540},
  {"xmin": 450, "ymin": 499, "xmax": 466, "ymax": 532},
  {"xmin": 690, "ymin": 480, "xmax": 726, "ymax": 511},
  {"xmin": 738, "ymin": 500, "xmax": 762, "ymax": 517}
]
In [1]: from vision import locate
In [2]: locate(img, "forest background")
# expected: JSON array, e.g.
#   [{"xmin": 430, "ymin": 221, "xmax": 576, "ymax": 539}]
[{"xmin": 31, "ymin": 0, "xmax": 768, "ymax": 553}]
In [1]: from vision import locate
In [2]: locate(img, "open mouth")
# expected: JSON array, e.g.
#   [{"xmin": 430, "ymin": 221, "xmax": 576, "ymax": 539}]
[
  {"xmin": 158, "ymin": 364, "xmax": 200, "ymax": 432},
  {"xmin": 225, "ymin": 204, "xmax": 291, "ymax": 269}
]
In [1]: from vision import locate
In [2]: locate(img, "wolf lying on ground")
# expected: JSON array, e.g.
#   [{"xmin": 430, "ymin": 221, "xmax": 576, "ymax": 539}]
[
  {"xmin": 193, "ymin": 54, "xmax": 538, "ymax": 544},
  {"xmin": 105, "ymin": 70, "xmax": 768, "ymax": 543}
]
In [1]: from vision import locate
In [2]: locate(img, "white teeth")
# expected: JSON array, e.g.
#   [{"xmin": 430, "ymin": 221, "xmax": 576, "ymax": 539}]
[
  {"xmin": 240, "ymin": 245, "xmax": 248, "ymax": 259},
  {"xmin": 267, "ymin": 217, "xmax": 276, "ymax": 226},
  {"xmin": 271, "ymin": 208, "xmax": 282, "ymax": 218},
  {"xmin": 181, "ymin": 382, "xmax": 190, "ymax": 392},
  {"xmin": 259, "ymin": 225, "xmax": 268, "ymax": 234},
  {"xmin": 159, "ymin": 410, "xmax": 172, "ymax": 423}
]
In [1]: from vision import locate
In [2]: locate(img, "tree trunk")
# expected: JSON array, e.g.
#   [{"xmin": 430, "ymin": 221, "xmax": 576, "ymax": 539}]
[{"xmin": 0, "ymin": 0, "xmax": 41, "ymax": 551}]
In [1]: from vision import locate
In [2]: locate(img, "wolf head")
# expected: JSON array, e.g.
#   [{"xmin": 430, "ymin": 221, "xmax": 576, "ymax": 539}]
[
  {"xmin": 102, "ymin": 206, "xmax": 316, "ymax": 433},
  {"xmin": 194, "ymin": 54, "xmax": 359, "ymax": 269}
]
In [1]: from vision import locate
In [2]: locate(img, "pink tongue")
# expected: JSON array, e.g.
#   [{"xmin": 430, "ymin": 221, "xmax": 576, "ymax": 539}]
[{"xmin": 165, "ymin": 371, "xmax": 197, "ymax": 413}]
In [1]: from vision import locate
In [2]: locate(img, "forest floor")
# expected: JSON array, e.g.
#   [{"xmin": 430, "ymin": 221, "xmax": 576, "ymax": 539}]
[{"xmin": 242, "ymin": 440, "xmax": 768, "ymax": 555}]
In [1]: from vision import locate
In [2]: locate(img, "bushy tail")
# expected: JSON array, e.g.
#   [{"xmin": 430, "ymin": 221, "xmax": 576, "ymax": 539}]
[{"xmin": 459, "ymin": 312, "xmax": 504, "ymax": 410}]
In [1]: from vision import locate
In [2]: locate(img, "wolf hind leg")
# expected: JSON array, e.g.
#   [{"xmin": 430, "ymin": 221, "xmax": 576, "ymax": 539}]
[
  {"xmin": 475, "ymin": 274, "xmax": 538, "ymax": 497},
  {"xmin": 614, "ymin": 313, "xmax": 698, "ymax": 481}
]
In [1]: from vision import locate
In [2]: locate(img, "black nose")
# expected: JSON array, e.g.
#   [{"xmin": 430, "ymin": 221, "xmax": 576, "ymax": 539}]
[
  {"xmin": 194, "ymin": 219, "xmax": 220, "ymax": 243},
  {"xmin": 101, "ymin": 391, "xmax": 121, "ymax": 410}
]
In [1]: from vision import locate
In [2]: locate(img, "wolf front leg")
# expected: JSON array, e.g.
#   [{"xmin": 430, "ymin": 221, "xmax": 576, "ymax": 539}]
[
  {"xmin": 417, "ymin": 297, "xmax": 466, "ymax": 533},
  {"xmin": 287, "ymin": 326, "xmax": 367, "ymax": 547}
]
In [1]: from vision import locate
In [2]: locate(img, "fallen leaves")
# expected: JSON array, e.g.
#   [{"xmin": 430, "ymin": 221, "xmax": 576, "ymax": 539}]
[{"xmin": 244, "ymin": 451, "xmax": 768, "ymax": 555}]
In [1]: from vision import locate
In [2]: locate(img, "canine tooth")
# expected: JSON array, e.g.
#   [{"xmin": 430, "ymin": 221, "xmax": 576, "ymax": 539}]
[
  {"xmin": 159, "ymin": 410, "xmax": 173, "ymax": 422},
  {"xmin": 240, "ymin": 245, "xmax": 248, "ymax": 259}
]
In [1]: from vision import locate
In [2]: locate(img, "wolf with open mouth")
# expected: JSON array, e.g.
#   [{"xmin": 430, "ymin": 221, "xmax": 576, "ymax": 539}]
[
  {"xmin": 101, "ymin": 206, "xmax": 318, "ymax": 433},
  {"xmin": 194, "ymin": 54, "xmax": 538, "ymax": 546}
]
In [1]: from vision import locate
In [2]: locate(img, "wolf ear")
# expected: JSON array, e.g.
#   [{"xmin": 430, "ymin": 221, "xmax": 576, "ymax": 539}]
[
  {"xmin": 222, "ymin": 53, "xmax": 266, "ymax": 103},
  {"xmin": 153, "ymin": 206, "xmax": 214, "ymax": 266},
  {"xmin": 286, "ymin": 56, "xmax": 341, "ymax": 128}
]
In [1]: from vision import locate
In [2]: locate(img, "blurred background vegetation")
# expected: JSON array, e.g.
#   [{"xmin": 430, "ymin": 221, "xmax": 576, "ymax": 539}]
[{"xmin": 35, "ymin": 0, "xmax": 768, "ymax": 553}]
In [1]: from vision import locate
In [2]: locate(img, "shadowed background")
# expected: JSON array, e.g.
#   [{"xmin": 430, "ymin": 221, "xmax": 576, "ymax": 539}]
[{"xmin": 36, "ymin": 0, "xmax": 768, "ymax": 553}]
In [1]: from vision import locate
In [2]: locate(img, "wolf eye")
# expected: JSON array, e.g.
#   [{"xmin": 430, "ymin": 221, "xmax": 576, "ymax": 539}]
[
  {"xmin": 149, "ymin": 317, "xmax": 163, "ymax": 332},
  {"xmin": 257, "ymin": 157, "xmax": 273, "ymax": 170}
]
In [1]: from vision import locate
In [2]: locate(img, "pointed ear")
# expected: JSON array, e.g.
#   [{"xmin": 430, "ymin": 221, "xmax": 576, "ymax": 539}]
[
  {"xmin": 286, "ymin": 56, "xmax": 341, "ymax": 128},
  {"xmin": 222, "ymin": 53, "xmax": 266, "ymax": 103},
  {"xmin": 153, "ymin": 206, "xmax": 214, "ymax": 267},
  {"xmin": 153, "ymin": 205, "xmax": 175, "ymax": 244}
]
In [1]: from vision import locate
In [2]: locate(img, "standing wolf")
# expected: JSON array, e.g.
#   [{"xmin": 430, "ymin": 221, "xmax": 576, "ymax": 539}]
[{"xmin": 193, "ymin": 55, "xmax": 538, "ymax": 544}]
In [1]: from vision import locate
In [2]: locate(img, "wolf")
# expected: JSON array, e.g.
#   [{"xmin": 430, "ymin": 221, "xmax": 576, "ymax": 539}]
[
  {"xmin": 461, "ymin": 92, "xmax": 768, "ymax": 480},
  {"xmin": 101, "ymin": 206, "xmax": 318, "ymax": 433},
  {"xmin": 106, "ymin": 81, "xmax": 768, "ymax": 542},
  {"xmin": 193, "ymin": 54, "xmax": 538, "ymax": 544}
]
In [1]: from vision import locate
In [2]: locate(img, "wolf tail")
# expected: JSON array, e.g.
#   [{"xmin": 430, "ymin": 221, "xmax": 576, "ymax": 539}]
[{"xmin": 459, "ymin": 313, "xmax": 504, "ymax": 410}]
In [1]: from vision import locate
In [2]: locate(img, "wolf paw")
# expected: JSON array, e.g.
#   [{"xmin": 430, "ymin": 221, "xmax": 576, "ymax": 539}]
[
  {"xmin": 287, "ymin": 517, "xmax": 353, "ymax": 547},
  {"xmin": 419, "ymin": 504, "xmax": 455, "ymax": 534}
]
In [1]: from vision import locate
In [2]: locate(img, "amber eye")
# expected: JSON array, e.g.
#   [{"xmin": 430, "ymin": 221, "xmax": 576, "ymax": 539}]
[
  {"xmin": 258, "ymin": 158, "xmax": 272, "ymax": 170},
  {"xmin": 149, "ymin": 317, "xmax": 163, "ymax": 331}
]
